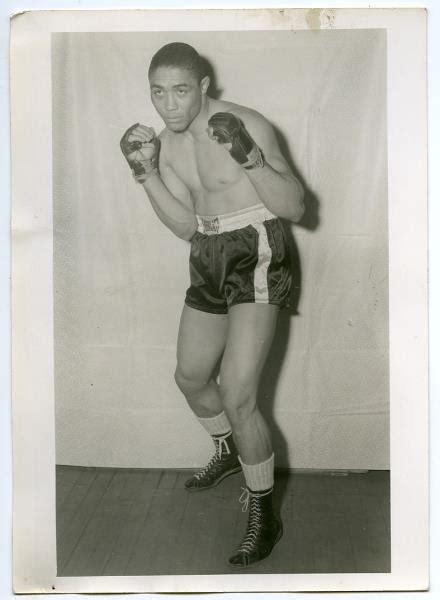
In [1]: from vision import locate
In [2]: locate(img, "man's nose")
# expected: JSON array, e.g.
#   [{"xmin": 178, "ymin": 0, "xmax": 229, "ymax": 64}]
[{"xmin": 165, "ymin": 93, "xmax": 178, "ymax": 111}]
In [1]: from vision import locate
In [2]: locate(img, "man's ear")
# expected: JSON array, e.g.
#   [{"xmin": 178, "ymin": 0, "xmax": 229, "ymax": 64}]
[{"xmin": 200, "ymin": 75, "xmax": 210, "ymax": 95}]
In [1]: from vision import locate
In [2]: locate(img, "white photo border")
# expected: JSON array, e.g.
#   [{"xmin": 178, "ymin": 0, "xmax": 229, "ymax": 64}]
[{"xmin": 10, "ymin": 7, "xmax": 428, "ymax": 594}]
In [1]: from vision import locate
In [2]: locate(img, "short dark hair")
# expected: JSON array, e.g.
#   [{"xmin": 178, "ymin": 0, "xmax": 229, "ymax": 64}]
[{"xmin": 148, "ymin": 42, "xmax": 206, "ymax": 82}]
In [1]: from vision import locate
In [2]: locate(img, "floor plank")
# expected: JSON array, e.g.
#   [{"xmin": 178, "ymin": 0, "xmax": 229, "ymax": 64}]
[
  {"xmin": 102, "ymin": 470, "xmax": 162, "ymax": 576},
  {"xmin": 58, "ymin": 469, "xmax": 116, "ymax": 573},
  {"xmin": 56, "ymin": 467, "xmax": 390, "ymax": 576},
  {"xmin": 125, "ymin": 486, "xmax": 189, "ymax": 575},
  {"xmin": 62, "ymin": 470, "xmax": 129, "ymax": 576},
  {"xmin": 56, "ymin": 465, "xmax": 83, "ymax": 508},
  {"xmin": 56, "ymin": 468, "xmax": 101, "ymax": 571}
]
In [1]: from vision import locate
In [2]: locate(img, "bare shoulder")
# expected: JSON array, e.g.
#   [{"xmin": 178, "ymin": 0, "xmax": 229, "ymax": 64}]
[
  {"xmin": 158, "ymin": 127, "xmax": 172, "ymax": 147},
  {"xmin": 214, "ymin": 101, "xmax": 279, "ymax": 155},
  {"xmin": 213, "ymin": 99, "xmax": 291, "ymax": 173},
  {"xmin": 157, "ymin": 127, "xmax": 176, "ymax": 165},
  {"xmin": 214, "ymin": 100, "xmax": 272, "ymax": 135}
]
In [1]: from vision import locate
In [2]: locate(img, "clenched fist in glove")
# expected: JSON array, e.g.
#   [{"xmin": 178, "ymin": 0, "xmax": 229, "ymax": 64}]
[
  {"xmin": 120, "ymin": 123, "xmax": 160, "ymax": 183},
  {"xmin": 207, "ymin": 112, "xmax": 265, "ymax": 170}
]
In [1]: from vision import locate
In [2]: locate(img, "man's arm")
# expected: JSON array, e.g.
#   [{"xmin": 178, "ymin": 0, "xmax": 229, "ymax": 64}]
[
  {"xmin": 208, "ymin": 111, "xmax": 305, "ymax": 222},
  {"xmin": 120, "ymin": 124, "xmax": 197, "ymax": 241},
  {"xmin": 141, "ymin": 160, "xmax": 197, "ymax": 241},
  {"xmin": 240, "ymin": 112, "xmax": 305, "ymax": 222}
]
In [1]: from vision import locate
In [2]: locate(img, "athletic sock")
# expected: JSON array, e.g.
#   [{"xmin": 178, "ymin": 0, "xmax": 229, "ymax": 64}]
[
  {"xmin": 239, "ymin": 453, "xmax": 275, "ymax": 492},
  {"xmin": 197, "ymin": 411, "xmax": 232, "ymax": 437}
]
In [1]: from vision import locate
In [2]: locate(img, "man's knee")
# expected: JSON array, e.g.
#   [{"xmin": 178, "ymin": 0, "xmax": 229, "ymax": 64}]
[
  {"xmin": 174, "ymin": 365, "xmax": 207, "ymax": 396},
  {"xmin": 220, "ymin": 377, "xmax": 257, "ymax": 425}
]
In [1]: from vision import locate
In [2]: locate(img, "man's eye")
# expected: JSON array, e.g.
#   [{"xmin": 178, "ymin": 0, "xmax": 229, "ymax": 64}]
[
  {"xmin": 153, "ymin": 90, "xmax": 163, "ymax": 97},
  {"xmin": 177, "ymin": 89, "xmax": 188, "ymax": 96}
]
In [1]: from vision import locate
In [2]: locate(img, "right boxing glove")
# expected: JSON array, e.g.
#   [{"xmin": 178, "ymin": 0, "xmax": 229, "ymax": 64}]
[
  {"xmin": 207, "ymin": 112, "xmax": 264, "ymax": 170},
  {"xmin": 120, "ymin": 123, "xmax": 160, "ymax": 182}
]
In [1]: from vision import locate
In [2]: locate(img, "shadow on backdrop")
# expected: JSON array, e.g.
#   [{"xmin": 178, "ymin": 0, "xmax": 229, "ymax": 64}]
[
  {"xmin": 259, "ymin": 125, "xmax": 321, "ymax": 511},
  {"xmin": 200, "ymin": 55, "xmax": 222, "ymax": 100},
  {"xmin": 202, "ymin": 53, "xmax": 322, "ymax": 510}
]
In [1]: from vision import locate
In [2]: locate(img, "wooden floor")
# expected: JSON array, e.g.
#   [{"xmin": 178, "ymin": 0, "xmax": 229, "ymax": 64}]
[{"xmin": 56, "ymin": 466, "xmax": 390, "ymax": 576}]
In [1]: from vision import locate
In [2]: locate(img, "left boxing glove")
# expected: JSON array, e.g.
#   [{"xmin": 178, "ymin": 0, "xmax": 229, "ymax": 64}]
[
  {"xmin": 208, "ymin": 112, "xmax": 264, "ymax": 170},
  {"xmin": 120, "ymin": 123, "xmax": 160, "ymax": 182}
]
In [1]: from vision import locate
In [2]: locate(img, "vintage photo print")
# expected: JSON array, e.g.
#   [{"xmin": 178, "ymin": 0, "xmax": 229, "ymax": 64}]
[{"xmin": 11, "ymin": 8, "xmax": 428, "ymax": 594}]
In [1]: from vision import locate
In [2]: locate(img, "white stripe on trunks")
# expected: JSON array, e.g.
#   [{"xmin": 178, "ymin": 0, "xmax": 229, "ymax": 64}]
[{"xmin": 252, "ymin": 222, "xmax": 272, "ymax": 303}]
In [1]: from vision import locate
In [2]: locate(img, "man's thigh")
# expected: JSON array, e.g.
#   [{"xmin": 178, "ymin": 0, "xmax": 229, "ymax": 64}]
[
  {"xmin": 220, "ymin": 303, "xmax": 279, "ymax": 390},
  {"xmin": 177, "ymin": 304, "xmax": 228, "ymax": 381}
]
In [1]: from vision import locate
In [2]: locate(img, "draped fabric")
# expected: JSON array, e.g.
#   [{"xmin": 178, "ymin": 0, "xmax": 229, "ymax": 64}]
[{"xmin": 53, "ymin": 30, "xmax": 388, "ymax": 469}]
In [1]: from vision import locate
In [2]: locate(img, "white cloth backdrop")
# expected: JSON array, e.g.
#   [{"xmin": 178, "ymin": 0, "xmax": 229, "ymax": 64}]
[{"xmin": 53, "ymin": 30, "xmax": 388, "ymax": 469}]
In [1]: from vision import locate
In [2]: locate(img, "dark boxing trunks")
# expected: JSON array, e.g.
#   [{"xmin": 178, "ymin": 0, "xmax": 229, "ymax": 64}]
[{"xmin": 185, "ymin": 203, "xmax": 292, "ymax": 314}]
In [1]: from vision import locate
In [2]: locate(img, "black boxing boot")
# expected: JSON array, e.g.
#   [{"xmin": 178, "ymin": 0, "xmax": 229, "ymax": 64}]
[
  {"xmin": 185, "ymin": 432, "xmax": 241, "ymax": 492},
  {"xmin": 229, "ymin": 487, "xmax": 283, "ymax": 567}
]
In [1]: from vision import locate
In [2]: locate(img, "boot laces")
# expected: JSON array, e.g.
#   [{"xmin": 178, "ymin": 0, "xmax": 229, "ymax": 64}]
[
  {"xmin": 216, "ymin": 434, "xmax": 231, "ymax": 458},
  {"xmin": 239, "ymin": 486, "xmax": 250, "ymax": 512},
  {"xmin": 236, "ymin": 487, "xmax": 270, "ymax": 554},
  {"xmin": 193, "ymin": 433, "xmax": 231, "ymax": 481}
]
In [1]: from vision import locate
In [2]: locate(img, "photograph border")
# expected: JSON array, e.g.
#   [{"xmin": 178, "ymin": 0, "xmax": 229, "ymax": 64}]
[{"xmin": 10, "ymin": 7, "xmax": 428, "ymax": 594}]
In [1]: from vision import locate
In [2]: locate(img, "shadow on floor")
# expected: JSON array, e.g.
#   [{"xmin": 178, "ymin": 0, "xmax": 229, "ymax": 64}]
[{"xmin": 56, "ymin": 466, "xmax": 390, "ymax": 577}]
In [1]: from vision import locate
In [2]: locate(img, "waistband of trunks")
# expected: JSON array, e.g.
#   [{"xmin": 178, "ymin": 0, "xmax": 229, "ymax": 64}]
[{"xmin": 195, "ymin": 203, "xmax": 277, "ymax": 235}]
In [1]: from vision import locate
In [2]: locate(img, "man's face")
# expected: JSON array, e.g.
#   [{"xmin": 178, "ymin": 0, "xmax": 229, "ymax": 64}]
[{"xmin": 149, "ymin": 66, "xmax": 206, "ymax": 132}]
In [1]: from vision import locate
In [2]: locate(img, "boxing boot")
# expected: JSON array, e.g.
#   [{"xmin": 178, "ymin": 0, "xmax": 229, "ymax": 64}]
[
  {"xmin": 229, "ymin": 487, "xmax": 283, "ymax": 567},
  {"xmin": 185, "ymin": 431, "xmax": 241, "ymax": 492}
]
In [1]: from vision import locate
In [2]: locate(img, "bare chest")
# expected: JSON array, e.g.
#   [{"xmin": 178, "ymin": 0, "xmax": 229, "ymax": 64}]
[{"xmin": 167, "ymin": 135, "xmax": 243, "ymax": 195}]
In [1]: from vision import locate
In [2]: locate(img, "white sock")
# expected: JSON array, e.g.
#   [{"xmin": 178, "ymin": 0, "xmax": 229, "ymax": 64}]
[
  {"xmin": 198, "ymin": 411, "xmax": 232, "ymax": 437},
  {"xmin": 239, "ymin": 453, "xmax": 275, "ymax": 492}
]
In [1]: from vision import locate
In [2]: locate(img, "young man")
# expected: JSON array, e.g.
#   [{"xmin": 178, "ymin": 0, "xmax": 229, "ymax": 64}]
[{"xmin": 120, "ymin": 42, "xmax": 304, "ymax": 567}]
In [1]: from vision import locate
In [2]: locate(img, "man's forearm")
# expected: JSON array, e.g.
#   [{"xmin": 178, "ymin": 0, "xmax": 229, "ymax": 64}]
[
  {"xmin": 246, "ymin": 164, "xmax": 305, "ymax": 222},
  {"xmin": 141, "ymin": 172, "xmax": 197, "ymax": 240}
]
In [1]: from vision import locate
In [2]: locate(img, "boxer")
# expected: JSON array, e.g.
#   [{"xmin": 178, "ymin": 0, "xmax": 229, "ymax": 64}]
[{"xmin": 120, "ymin": 42, "xmax": 304, "ymax": 567}]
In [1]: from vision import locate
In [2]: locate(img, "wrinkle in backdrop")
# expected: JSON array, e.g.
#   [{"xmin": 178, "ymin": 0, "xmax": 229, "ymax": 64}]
[{"xmin": 53, "ymin": 30, "xmax": 388, "ymax": 469}]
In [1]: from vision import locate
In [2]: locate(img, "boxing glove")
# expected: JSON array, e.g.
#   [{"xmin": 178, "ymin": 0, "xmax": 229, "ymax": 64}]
[
  {"xmin": 120, "ymin": 123, "xmax": 160, "ymax": 181},
  {"xmin": 207, "ymin": 112, "xmax": 264, "ymax": 170}
]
